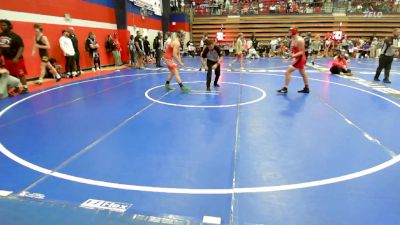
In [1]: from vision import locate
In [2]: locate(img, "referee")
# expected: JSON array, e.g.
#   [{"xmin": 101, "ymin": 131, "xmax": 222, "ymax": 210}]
[
  {"xmin": 374, "ymin": 28, "xmax": 400, "ymax": 83},
  {"xmin": 201, "ymin": 39, "xmax": 223, "ymax": 91}
]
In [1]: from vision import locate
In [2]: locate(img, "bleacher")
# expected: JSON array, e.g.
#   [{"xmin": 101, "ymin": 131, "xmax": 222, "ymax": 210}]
[
  {"xmin": 192, "ymin": 0, "xmax": 400, "ymax": 16},
  {"xmin": 193, "ymin": 0, "xmax": 329, "ymax": 16},
  {"xmin": 190, "ymin": 0, "xmax": 400, "ymax": 44}
]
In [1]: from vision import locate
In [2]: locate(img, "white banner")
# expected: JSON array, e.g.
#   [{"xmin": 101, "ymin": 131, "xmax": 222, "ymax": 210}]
[{"xmin": 129, "ymin": 0, "xmax": 162, "ymax": 16}]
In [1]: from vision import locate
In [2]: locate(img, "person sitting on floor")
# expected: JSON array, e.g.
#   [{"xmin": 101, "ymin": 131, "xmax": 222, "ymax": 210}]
[
  {"xmin": 45, "ymin": 58, "xmax": 62, "ymax": 78},
  {"xmin": 0, "ymin": 49, "xmax": 21, "ymax": 99},
  {"xmin": 330, "ymin": 50, "xmax": 352, "ymax": 76}
]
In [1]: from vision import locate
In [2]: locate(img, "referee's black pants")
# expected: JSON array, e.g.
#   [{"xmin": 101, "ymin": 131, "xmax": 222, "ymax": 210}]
[
  {"xmin": 375, "ymin": 55, "xmax": 394, "ymax": 81},
  {"xmin": 206, "ymin": 60, "xmax": 220, "ymax": 88}
]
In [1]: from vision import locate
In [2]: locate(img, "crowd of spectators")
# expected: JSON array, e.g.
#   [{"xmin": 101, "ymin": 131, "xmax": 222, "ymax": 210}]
[{"xmin": 189, "ymin": 0, "xmax": 400, "ymax": 16}]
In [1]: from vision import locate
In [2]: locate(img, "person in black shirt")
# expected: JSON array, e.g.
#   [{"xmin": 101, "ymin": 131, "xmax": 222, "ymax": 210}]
[
  {"xmin": 0, "ymin": 19, "xmax": 28, "ymax": 94},
  {"xmin": 143, "ymin": 36, "xmax": 151, "ymax": 58},
  {"xmin": 374, "ymin": 28, "xmax": 400, "ymax": 83},
  {"xmin": 128, "ymin": 34, "xmax": 137, "ymax": 67},
  {"xmin": 201, "ymin": 39, "xmax": 223, "ymax": 91},
  {"xmin": 32, "ymin": 24, "xmax": 61, "ymax": 84},
  {"xmin": 134, "ymin": 30, "xmax": 145, "ymax": 69},
  {"xmin": 68, "ymin": 27, "xmax": 81, "ymax": 76},
  {"xmin": 85, "ymin": 32, "xmax": 101, "ymax": 71},
  {"xmin": 153, "ymin": 32, "xmax": 163, "ymax": 67},
  {"xmin": 105, "ymin": 35, "xmax": 115, "ymax": 53},
  {"xmin": 251, "ymin": 33, "xmax": 258, "ymax": 49},
  {"xmin": 45, "ymin": 58, "xmax": 62, "ymax": 78},
  {"xmin": 187, "ymin": 40, "xmax": 195, "ymax": 57}
]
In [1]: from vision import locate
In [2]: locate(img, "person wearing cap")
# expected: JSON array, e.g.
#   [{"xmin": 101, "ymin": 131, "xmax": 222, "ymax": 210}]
[
  {"xmin": 277, "ymin": 27, "xmax": 310, "ymax": 94},
  {"xmin": 374, "ymin": 28, "xmax": 400, "ymax": 83},
  {"xmin": 201, "ymin": 39, "xmax": 223, "ymax": 91}
]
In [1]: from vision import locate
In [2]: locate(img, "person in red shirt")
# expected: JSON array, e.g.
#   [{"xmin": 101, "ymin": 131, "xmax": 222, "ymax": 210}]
[
  {"xmin": 330, "ymin": 50, "xmax": 352, "ymax": 76},
  {"xmin": 112, "ymin": 32, "xmax": 122, "ymax": 67}
]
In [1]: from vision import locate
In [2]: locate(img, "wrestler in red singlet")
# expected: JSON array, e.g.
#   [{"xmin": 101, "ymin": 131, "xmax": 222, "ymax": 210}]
[
  {"xmin": 163, "ymin": 30, "xmax": 190, "ymax": 93},
  {"xmin": 291, "ymin": 45, "xmax": 306, "ymax": 70},
  {"xmin": 277, "ymin": 27, "xmax": 310, "ymax": 94}
]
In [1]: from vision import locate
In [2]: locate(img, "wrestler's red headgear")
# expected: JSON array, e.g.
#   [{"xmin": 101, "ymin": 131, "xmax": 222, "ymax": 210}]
[{"xmin": 289, "ymin": 27, "xmax": 298, "ymax": 36}]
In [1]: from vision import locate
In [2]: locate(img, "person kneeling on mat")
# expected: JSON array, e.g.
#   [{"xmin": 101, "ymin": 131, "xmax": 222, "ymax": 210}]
[
  {"xmin": 330, "ymin": 50, "xmax": 352, "ymax": 76},
  {"xmin": 201, "ymin": 39, "xmax": 223, "ymax": 91}
]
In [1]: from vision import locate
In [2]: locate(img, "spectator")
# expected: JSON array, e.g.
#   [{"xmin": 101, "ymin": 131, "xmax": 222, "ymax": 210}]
[
  {"xmin": 143, "ymin": 36, "xmax": 151, "ymax": 61},
  {"xmin": 304, "ymin": 32, "xmax": 312, "ymax": 60},
  {"xmin": 45, "ymin": 58, "xmax": 62, "ymax": 78},
  {"xmin": 153, "ymin": 32, "xmax": 163, "ymax": 67},
  {"xmin": 68, "ymin": 27, "xmax": 81, "ymax": 76},
  {"xmin": 0, "ymin": 19, "xmax": 29, "ymax": 94},
  {"xmin": 269, "ymin": 38, "xmax": 279, "ymax": 57},
  {"xmin": 341, "ymin": 36, "xmax": 349, "ymax": 53},
  {"xmin": 112, "ymin": 32, "xmax": 123, "ymax": 66},
  {"xmin": 85, "ymin": 32, "xmax": 101, "ymax": 71},
  {"xmin": 251, "ymin": 32, "xmax": 259, "ymax": 49},
  {"xmin": 128, "ymin": 34, "xmax": 137, "ymax": 67},
  {"xmin": 348, "ymin": 40, "xmax": 355, "ymax": 58},
  {"xmin": 359, "ymin": 42, "xmax": 370, "ymax": 58},
  {"xmin": 59, "ymin": 30, "xmax": 76, "ymax": 78},
  {"xmin": 370, "ymin": 37, "xmax": 379, "ymax": 58},
  {"xmin": 105, "ymin": 35, "xmax": 114, "ymax": 53},
  {"xmin": 199, "ymin": 32, "xmax": 208, "ymax": 53},
  {"xmin": 324, "ymin": 37, "xmax": 332, "ymax": 57},
  {"xmin": 310, "ymin": 34, "xmax": 322, "ymax": 65},
  {"xmin": 187, "ymin": 39, "xmax": 195, "ymax": 57},
  {"xmin": 135, "ymin": 30, "xmax": 145, "ymax": 69}
]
